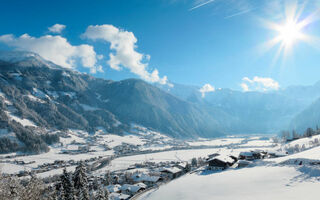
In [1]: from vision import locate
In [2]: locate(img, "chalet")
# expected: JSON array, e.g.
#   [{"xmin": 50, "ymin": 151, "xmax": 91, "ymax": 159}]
[
  {"xmin": 131, "ymin": 173, "xmax": 161, "ymax": 186},
  {"xmin": 175, "ymin": 162, "xmax": 188, "ymax": 171},
  {"xmin": 120, "ymin": 183, "xmax": 146, "ymax": 195},
  {"xmin": 160, "ymin": 167, "xmax": 183, "ymax": 179},
  {"xmin": 207, "ymin": 155, "xmax": 236, "ymax": 170},
  {"xmin": 207, "ymin": 153, "xmax": 220, "ymax": 160},
  {"xmin": 267, "ymin": 150, "xmax": 287, "ymax": 158},
  {"xmin": 106, "ymin": 184, "xmax": 121, "ymax": 193},
  {"xmin": 237, "ymin": 160, "xmax": 252, "ymax": 168},
  {"xmin": 109, "ymin": 193, "xmax": 130, "ymax": 200}
]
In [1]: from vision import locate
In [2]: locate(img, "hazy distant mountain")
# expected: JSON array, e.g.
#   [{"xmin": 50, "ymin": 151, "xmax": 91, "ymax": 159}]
[
  {"xmin": 157, "ymin": 81, "xmax": 320, "ymax": 134},
  {"xmin": 290, "ymin": 97, "xmax": 320, "ymax": 132}
]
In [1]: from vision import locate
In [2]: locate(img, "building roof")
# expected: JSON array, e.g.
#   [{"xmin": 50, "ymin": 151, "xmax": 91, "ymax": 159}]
[
  {"xmin": 208, "ymin": 155, "xmax": 234, "ymax": 163},
  {"xmin": 109, "ymin": 192, "xmax": 130, "ymax": 200},
  {"xmin": 121, "ymin": 184, "xmax": 144, "ymax": 194},
  {"xmin": 106, "ymin": 184, "xmax": 121, "ymax": 193},
  {"xmin": 132, "ymin": 173, "xmax": 161, "ymax": 183},
  {"xmin": 239, "ymin": 152, "xmax": 254, "ymax": 157},
  {"xmin": 160, "ymin": 167, "xmax": 182, "ymax": 174},
  {"xmin": 176, "ymin": 162, "xmax": 188, "ymax": 169},
  {"xmin": 134, "ymin": 182, "xmax": 147, "ymax": 189}
]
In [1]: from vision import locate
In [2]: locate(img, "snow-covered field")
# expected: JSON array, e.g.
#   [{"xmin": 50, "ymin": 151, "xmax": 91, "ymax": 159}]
[
  {"xmin": 0, "ymin": 128, "xmax": 277, "ymax": 180},
  {"xmin": 138, "ymin": 135, "xmax": 320, "ymax": 200},
  {"xmin": 139, "ymin": 165, "xmax": 320, "ymax": 200}
]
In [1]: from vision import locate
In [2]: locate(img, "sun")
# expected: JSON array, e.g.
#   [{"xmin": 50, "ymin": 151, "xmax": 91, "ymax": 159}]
[
  {"xmin": 277, "ymin": 20, "xmax": 303, "ymax": 47},
  {"xmin": 261, "ymin": 1, "xmax": 318, "ymax": 60}
]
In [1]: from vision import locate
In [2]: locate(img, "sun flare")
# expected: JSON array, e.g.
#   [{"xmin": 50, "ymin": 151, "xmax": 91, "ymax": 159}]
[
  {"xmin": 277, "ymin": 20, "xmax": 303, "ymax": 47},
  {"xmin": 262, "ymin": 1, "xmax": 318, "ymax": 60}
]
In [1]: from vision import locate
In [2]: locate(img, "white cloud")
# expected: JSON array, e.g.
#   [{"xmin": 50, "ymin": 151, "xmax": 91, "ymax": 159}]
[
  {"xmin": 82, "ymin": 24, "xmax": 168, "ymax": 84},
  {"xmin": 199, "ymin": 83, "xmax": 215, "ymax": 97},
  {"xmin": 0, "ymin": 33, "xmax": 102, "ymax": 73},
  {"xmin": 241, "ymin": 76, "xmax": 279, "ymax": 92},
  {"xmin": 48, "ymin": 24, "xmax": 66, "ymax": 34}
]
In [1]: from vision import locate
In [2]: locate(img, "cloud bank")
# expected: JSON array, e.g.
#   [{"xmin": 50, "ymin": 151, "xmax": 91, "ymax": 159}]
[
  {"xmin": 0, "ymin": 33, "xmax": 101, "ymax": 73},
  {"xmin": 241, "ymin": 76, "xmax": 279, "ymax": 92},
  {"xmin": 199, "ymin": 83, "xmax": 215, "ymax": 97},
  {"xmin": 82, "ymin": 24, "xmax": 168, "ymax": 84}
]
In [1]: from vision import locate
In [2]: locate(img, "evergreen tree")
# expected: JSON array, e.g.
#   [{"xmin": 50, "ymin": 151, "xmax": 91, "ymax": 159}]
[
  {"xmin": 21, "ymin": 175, "xmax": 45, "ymax": 200},
  {"xmin": 292, "ymin": 130, "xmax": 299, "ymax": 139},
  {"xmin": 305, "ymin": 128, "xmax": 314, "ymax": 137},
  {"xmin": 60, "ymin": 168, "xmax": 75, "ymax": 200},
  {"xmin": 73, "ymin": 162, "xmax": 89, "ymax": 200},
  {"xmin": 96, "ymin": 184, "xmax": 107, "ymax": 200}
]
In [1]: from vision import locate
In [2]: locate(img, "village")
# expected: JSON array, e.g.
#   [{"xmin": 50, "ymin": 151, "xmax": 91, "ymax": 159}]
[{"xmin": 2, "ymin": 126, "xmax": 320, "ymax": 200}]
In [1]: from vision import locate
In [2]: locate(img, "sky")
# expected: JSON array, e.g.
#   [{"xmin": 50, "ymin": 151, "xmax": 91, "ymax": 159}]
[{"xmin": 1, "ymin": 0, "xmax": 320, "ymax": 92}]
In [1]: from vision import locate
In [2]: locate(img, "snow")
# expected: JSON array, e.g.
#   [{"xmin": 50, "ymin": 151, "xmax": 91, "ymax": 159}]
[
  {"xmin": 79, "ymin": 104, "xmax": 99, "ymax": 111},
  {"xmin": 60, "ymin": 91, "xmax": 76, "ymax": 98},
  {"xmin": 139, "ymin": 166, "xmax": 320, "ymax": 200},
  {"xmin": 0, "ymin": 163, "xmax": 30, "ymax": 174},
  {"xmin": 46, "ymin": 91, "xmax": 59, "ymax": 99},
  {"xmin": 0, "ymin": 89, "xmax": 12, "ymax": 105},
  {"xmin": 97, "ymin": 134, "xmax": 146, "ymax": 148},
  {"xmin": 187, "ymin": 137, "xmax": 244, "ymax": 146},
  {"xmin": 25, "ymin": 94, "xmax": 45, "ymax": 103},
  {"xmin": 5, "ymin": 111, "xmax": 37, "ymax": 127},
  {"xmin": 32, "ymin": 88, "xmax": 49, "ymax": 99},
  {"xmin": 35, "ymin": 166, "xmax": 76, "ymax": 178},
  {"xmin": 284, "ymin": 135, "xmax": 320, "ymax": 150}
]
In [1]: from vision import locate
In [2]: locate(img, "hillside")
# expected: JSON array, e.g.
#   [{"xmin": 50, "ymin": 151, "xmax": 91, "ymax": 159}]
[{"xmin": 0, "ymin": 51, "xmax": 227, "ymax": 153}]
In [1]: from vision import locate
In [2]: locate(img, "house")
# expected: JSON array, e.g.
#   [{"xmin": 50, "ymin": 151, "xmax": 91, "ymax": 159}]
[
  {"xmin": 207, "ymin": 155, "xmax": 236, "ymax": 170},
  {"xmin": 160, "ymin": 167, "xmax": 183, "ymax": 179},
  {"xmin": 236, "ymin": 160, "xmax": 252, "ymax": 168},
  {"xmin": 175, "ymin": 162, "xmax": 188, "ymax": 171},
  {"xmin": 109, "ymin": 193, "xmax": 130, "ymax": 200},
  {"xmin": 207, "ymin": 153, "xmax": 220, "ymax": 160},
  {"xmin": 267, "ymin": 150, "xmax": 287, "ymax": 158},
  {"xmin": 106, "ymin": 184, "xmax": 121, "ymax": 193},
  {"xmin": 131, "ymin": 173, "xmax": 161, "ymax": 186},
  {"xmin": 120, "ymin": 184, "xmax": 146, "ymax": 195},
  {"xmin": 239, "ymin": 152, "xmax": 254, "ymax": 160}
]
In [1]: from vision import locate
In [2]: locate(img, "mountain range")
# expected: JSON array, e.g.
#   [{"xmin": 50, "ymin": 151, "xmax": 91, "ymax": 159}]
[{"xmin": 0, "ymin": 51, "xmax": 320, "ymax": 153}]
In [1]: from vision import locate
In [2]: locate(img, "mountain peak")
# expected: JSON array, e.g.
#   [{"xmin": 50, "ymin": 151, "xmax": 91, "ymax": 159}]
[{"xmin": 0, "ymin": 50, "xmax": 62, "ymax": 69}]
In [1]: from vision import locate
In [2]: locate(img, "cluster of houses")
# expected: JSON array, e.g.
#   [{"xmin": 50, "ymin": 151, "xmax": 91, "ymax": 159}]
[
  {"xmin": 207, "ymin": 149, "xmax": 288, "ymax": 170},
  {"xmin": 16, "ymin": 156, "xmax": 104, "ymax": 177},
  {"xmin": 95, "ymin": 161, "xmax": 190, "ymax": 199}
]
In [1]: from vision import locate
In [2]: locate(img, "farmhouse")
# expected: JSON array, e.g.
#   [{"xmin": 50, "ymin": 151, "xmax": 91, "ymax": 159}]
[
  {"xmin": 160, "ymin": 167, "xmax": 183, "ymax": 179},
  {"xmin": 207, "ymin": 155, "xmax": 236, "ymax": 170},
  {"xmin": 120, "ymin": 183, "xmax": 146, "ymax": 195},
  {"xmin": 131, "ymin": 173, "xmax": 161, "ymax": 186},
  {"xmin": 109, "ymin": 192, "xmax": 130, "ymax": 200},
  {"xmin": 106, "ymin": 184, "xmax": 121, "ymax": 193}
]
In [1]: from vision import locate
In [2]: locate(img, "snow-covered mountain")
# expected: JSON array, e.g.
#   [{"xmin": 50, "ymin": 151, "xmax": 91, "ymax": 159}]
[
  {"xmin": 0, "ymin": 51, "xmax": 226, "ymax": 153},
  {"xmin": 1, "ymin": 50, "xmax": 320, "ymax": 154},
  {"xmin": 157, "ymin": 81, "xmax": 320, "ymax": 133}
]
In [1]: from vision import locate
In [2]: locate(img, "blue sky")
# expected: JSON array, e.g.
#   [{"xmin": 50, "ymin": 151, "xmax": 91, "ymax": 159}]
[{"xmin": 1, "ymin": 0, "xmax": 320, "ymax": 92}]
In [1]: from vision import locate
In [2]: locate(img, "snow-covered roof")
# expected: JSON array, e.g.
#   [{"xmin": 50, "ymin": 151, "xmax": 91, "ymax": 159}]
[
  {"xmin": 106, "ymin": 184, "xmax": 121, "ymax": 193},
  {"xmin": 121, "ymin": 184, "xmax": 144, "ymax": 193},
  {"xmin": 132, "ymin": 173, "xmax": 160, "ymax": 183},
  {"xmin": 208, "ymin": 155, "xmax": 234, "ymax": 163},
  {"xmin": 239, "ymin": 152, "xmax": 254, "ymax": 157},
  {"xmin": 160, "ymin": 167, "xmax": 182, "ymax": 174},
  {"xmin": 134, "ymin": 182, "xmax": 147, "ymax": 189},
  {"xmin": 109, "ymin": 192, "xmax": 130, "ymax": 200},
  {"xmin": 176, "ymin": 162, "xmax": 188, "ymax": 169}
]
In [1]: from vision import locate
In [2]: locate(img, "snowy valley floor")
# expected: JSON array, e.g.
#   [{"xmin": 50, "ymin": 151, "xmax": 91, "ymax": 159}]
[{"xmin": 139, "ymin": 146, "xmax": 320, "ymax": 200}]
